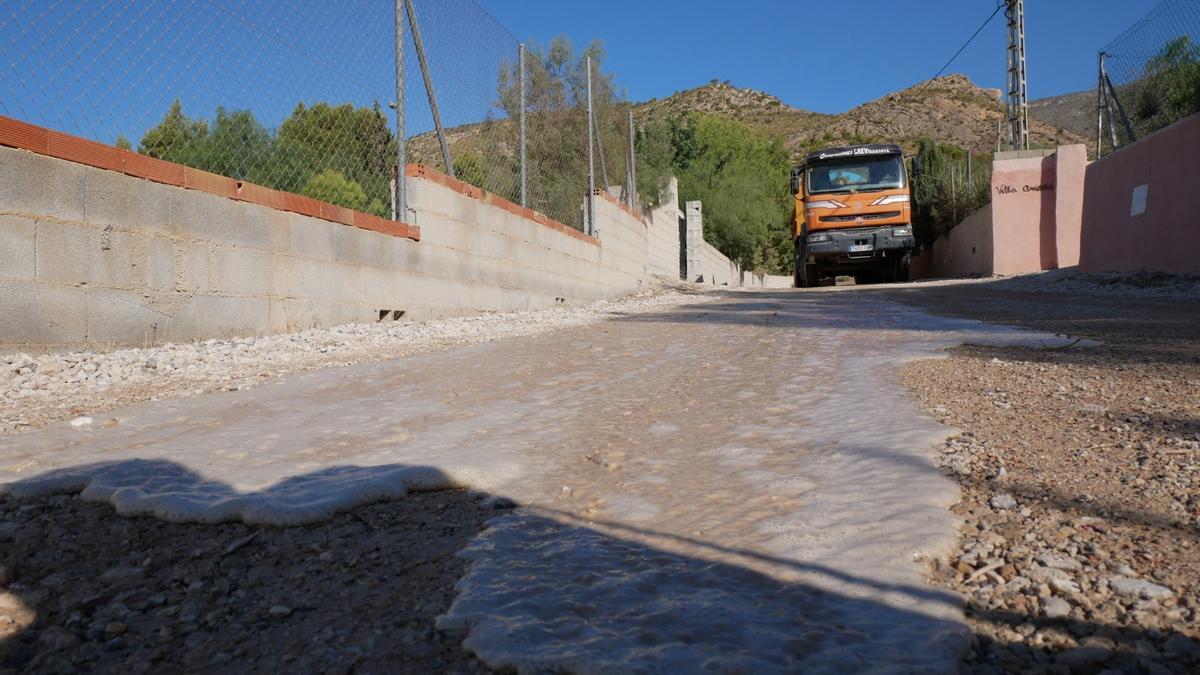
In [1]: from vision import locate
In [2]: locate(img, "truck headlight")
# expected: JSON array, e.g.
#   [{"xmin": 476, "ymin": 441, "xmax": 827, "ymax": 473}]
[
  {"xmin": 807, "ymin": 233, "xmax": 831, "ymax": 243},
  {"xmin": 892, "ymin": 227, "xmax": 911, "ymax": 237}
]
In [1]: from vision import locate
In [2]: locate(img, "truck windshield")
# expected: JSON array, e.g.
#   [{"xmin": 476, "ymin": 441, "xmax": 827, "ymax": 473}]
[{"xmin": 807, "ymin": 155, "xmax": 905, "ymax": 194}]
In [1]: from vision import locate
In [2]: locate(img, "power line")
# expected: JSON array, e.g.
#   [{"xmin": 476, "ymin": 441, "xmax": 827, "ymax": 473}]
[{"xmin": 882, "ymin": 2, "xmax": 1006, "ymax": 131}]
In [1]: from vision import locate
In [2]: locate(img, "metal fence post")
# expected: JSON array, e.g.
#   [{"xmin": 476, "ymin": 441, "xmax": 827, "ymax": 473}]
[
  {"xmin": 393, "ymin": 0, "xmax": 406, "ymax": 222},
  {"xmin": 1096, "ymin": 52, "xmax": 1105, "ymax": 159},
  {"xmin": 404, "ymin": 0, "xmax": 454, "ymax": 178},
  {"xmin": 519, "ymin": 43, "xmax": 527, "ymax": 208},
  {"xmin": 626, "ymin": 108, "xmax": 636, "ymax": 208},
  {"xmin": 593, "ymin": 107, "xmax": 609, "ymax": 190},
  {"xmin": 1104, "ymin": 70, "xmax": 1137, "ymax": 145},
  {"xmin": 585, "ymin": 55, "xmax": 596, "ymax": 236}
]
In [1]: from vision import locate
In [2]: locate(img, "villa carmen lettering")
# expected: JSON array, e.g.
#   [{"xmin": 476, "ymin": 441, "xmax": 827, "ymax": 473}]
[{"xmin": 995, "ymin": 183, "xmax": 1055, "ymax": 196}]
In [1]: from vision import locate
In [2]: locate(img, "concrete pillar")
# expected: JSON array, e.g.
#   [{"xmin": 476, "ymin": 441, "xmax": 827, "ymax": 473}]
[{"xmin": 685, "ymin": 200, "xmax": 703, "ymax": 283}]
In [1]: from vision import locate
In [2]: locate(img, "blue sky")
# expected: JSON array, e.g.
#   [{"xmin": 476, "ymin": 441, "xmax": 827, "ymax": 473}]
[
  {"xmin": 0, "ymin": 0, "xmax": 1167, "ymax": 145},
  {"xmin": 477, "ymin": 0, "xmax": 1163, "ymax": 113}
]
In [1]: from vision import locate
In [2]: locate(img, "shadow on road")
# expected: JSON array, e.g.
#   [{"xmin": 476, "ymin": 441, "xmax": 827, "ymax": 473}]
[{"xmin": 0, "ymin": 458, "xmax": 1191, "ymax": 673}]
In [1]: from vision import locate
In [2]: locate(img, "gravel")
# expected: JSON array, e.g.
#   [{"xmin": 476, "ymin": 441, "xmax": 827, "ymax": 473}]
[
  {"xmin": 990, "ymin": 267, "xmax": 1200, "ymax": 299},
  {"xmin": 0, "ymin": 284, "xmax": 712, "ymax": 435},
  {"xmin": 888, "ymin": 276, "xmax": 1200, "ymax": 674}
]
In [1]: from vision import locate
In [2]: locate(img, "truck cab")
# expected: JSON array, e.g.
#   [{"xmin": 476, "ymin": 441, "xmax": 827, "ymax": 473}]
[{"xmin": 791, "ymin": 144, "xmax": 915, "ymax": 287}]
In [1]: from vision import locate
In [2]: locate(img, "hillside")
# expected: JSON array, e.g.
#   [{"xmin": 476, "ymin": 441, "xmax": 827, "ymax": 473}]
[
  {"xmin": 409, "ymin": 74, "xmax": 1090, "ymax": 169},
  {"xmin": 1029, "ymin": 89, "xmax": 1096, "ymax": 143},
  {"xmin": 635, "ymin": 75, "xmax": 1087, "ymax": 159},
  {"xmin": 636, "ymin": 81, "xmax": 834, "ymax": 147}
]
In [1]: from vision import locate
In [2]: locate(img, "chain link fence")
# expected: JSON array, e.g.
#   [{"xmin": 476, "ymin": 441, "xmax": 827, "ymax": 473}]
[
  {"xmin": 1098, "ymin": 0, "xmax": 1200, "ymax": 153},
  {"xmin": 0, "ymin": 0, "xmax": 637, "ymax": 232}
]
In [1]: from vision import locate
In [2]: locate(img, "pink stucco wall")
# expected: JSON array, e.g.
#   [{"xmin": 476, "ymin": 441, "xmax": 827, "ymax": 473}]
[
  {"xmin": 1079, "ymin": 114, "xmax": 1200, "ymax": 274},
  {"xmin": 990, "ymin": 154, "xmax": 1059, "ymax": 274},
  {"xmin": 915, "ymin": 144, "xmax": 1087, "ymax": 279},
  {"xmin": 923, "ymin": 205, "xmax": 994, "ymax": 277},
  {"xmin": 1054, "ymin": 145, "xmax": 1087, "ymax": 267}
]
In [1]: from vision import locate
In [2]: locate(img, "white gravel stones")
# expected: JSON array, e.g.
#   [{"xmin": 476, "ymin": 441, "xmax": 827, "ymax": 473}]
[
  {"xmin": 1043, "ymin": 596, "xmax": 1071, "ymax": 619},
  {"xmin": 1107, "ymin": 577, "xmax": 1174, "ymax": 601},
  {"xmin": 0, "ymin": 285, "xmax": 712, "ymax": 435},
  {"xmin": 989, "ymin": 493, "xmax": 1018, "ymax": 510}
]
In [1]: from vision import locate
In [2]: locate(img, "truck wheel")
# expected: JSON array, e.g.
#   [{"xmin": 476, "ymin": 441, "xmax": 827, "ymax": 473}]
[
  {"xmin": 803, "ymin": 263, "xmax": 819, "ymax": 288},
  {"xmin": 795, "ymin": 242, "xmax": 818, "ymax": 288},
  {"xmin": 892, "ymin": 254, "xmax": 912, "ymax": 283},
  {"xmin": 794, "ymin": 244, "xmax": 805, "ymax": 288}
]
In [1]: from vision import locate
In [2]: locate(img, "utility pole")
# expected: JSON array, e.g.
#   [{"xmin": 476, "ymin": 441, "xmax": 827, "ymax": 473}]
[{"xmin": 1005, "ymin": 0, "xmax": 1029, "ymax": 151}]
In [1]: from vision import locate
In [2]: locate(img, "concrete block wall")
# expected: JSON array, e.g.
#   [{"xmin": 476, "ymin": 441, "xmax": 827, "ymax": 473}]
[
  {"xmin": 682, "ymin": 200, "xmax": 743, "ymax": 286},
  {"xmin": 744, "ymin": 273, "xmax": 794, "ymax": 289},
  {"xmin": 2, "ymin": 107, "xmax": 793, "ymax": 349},
  {"xmin": 0, "ymin": 146, "xmax": 428, "ymax": 347},
  {"xmin": 0, "ymin": 142, "xmax": 690, "ymax": 348},
  {"xmin": 645, "ymin": 178, "xmax": 683, "ymax": 278}
]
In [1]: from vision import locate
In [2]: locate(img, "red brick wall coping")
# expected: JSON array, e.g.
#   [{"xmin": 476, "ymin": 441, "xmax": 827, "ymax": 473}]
[
  {"xmin": 405, "ymin": 164, "xmax": 600, "ymax": 246},
  {"xmin": 0, "ymin": 115, "xmax": 420, "ymax": 242}
]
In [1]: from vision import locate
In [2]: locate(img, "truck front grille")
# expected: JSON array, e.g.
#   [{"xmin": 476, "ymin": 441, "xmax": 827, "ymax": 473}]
[{"xmin": 819, "ymin": 211, "xmax": 901, "ymax": 223}]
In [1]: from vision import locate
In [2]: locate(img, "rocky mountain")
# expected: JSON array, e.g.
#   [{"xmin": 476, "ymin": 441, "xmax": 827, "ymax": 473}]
[
  {"xmin": 635, "ymin": 75, "xmax": 1087, "ymax": 160},
  {"xmin": 410, "ymin": 74, "xmax": 1090, "ymax": 168}
]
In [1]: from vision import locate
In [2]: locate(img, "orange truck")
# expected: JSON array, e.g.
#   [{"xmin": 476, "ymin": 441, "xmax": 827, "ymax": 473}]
[{"xmin": 790, "ymin": 143, "xmax": 914, "ymax": 287}]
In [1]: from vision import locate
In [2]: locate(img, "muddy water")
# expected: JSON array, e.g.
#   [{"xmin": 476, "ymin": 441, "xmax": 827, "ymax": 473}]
[{"xmin": 0, "ymin": 290, "xmax": 1074, "ymax": 672}]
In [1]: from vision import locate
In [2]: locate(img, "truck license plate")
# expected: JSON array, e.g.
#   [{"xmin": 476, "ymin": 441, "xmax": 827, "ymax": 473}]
[{"xmin": 848, "ymin": 244, "xmax": 874, "ymax": 253}]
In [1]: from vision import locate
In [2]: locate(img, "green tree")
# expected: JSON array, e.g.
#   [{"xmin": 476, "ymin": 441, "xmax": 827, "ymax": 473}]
[
  {"xmin": 453, "ymin": 153, "xmax": 487, "ymax": 190},
  {"xmin": 301, "ymin": 170, "xmax": 367, "ymax": 211},
  {"xmin": 194, "ymin": 107, "xmax": 273, "ymax": 183},
  {"xmin": 1130, "ymin": 36, "xmax": 1200, "ymax": 136},
  {"xmin": 635, "ymin": 113, "xmax": 698, "ymax": 207},
  {"xmin": 138, "ymin": 99, "xmax": 207, "ymax": 163},
  {"xmin": 277, "ymin": 102, "xmax": 397, "ymax": 206},
  {"xmin": 910, "ymin": 137, "xmax": 991, "ymax": 244},
  {"xmin": 114, "ymin": 135, "xmax": 132, "ymax": 150},
  {"xmin": 642, "ymin": 113, "xmax": 791, "ymax": 271},
  {"xmin": 494, "ymin": 37, "xmax": 631, "ymax": 228}
]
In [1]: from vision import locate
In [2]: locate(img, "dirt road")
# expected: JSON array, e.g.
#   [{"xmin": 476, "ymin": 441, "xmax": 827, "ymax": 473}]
[{"xmin": 2, "ymin": 285, "xmax": 1081, "ymax": 673}]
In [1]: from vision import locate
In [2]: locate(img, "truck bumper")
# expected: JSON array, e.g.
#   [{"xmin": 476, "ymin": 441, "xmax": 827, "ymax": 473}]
[{"xmin": 803, "ymin": 226, "xmax": 915, "ymax": 265}]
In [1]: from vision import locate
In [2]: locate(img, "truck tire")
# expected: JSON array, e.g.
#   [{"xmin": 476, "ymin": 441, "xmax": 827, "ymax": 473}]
[
  {"xmin": 804, "ymin": 263, "xmax": 819, "ymax": 288},
  {"xmin": 795, "ymin": 241, "xmax": 820, "ymax": 288},
  {"xmin": 892, "ymin": 253, "xmax": 912, "ymax": 283},
  {"xmin": 794, "ymin": 242, "xmax": 804, "ymax": 288}
]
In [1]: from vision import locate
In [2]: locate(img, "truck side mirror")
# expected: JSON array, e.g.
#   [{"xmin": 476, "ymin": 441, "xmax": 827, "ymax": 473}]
[{"xmin": 789, "ymin": 167, "xmax": 803, "ymax": 195}]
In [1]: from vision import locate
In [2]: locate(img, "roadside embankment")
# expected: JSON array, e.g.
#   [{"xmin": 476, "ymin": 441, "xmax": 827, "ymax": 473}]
[
  {"xmin": 884, "ymin": 276, "xmax": 1200, "ymax": 673},
  {"xmin": 0, "ymin": 285, "xmax": 712, "ymax": 435}
]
